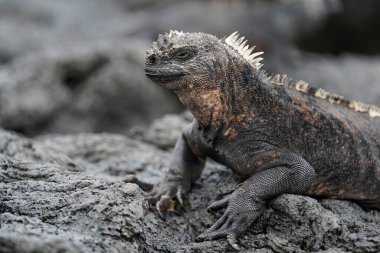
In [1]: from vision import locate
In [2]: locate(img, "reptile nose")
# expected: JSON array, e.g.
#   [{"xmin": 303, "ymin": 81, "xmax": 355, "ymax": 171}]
[{"xmin": 144, "ymin": 66, "xmax": 158, "ymax": 75}]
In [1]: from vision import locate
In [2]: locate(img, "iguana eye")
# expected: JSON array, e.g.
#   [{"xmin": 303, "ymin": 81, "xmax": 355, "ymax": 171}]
[
  {"xmin": 173, "ymin": 49, "xmax": 195, "ymax": 61},
  {"xmin": 176, "ymin": 52, "xmax": 189, "ymax": 59}
]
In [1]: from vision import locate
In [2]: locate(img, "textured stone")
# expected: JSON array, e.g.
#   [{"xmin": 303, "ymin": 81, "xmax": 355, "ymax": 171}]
[
  {"xmin": 0, "ymin": 40, "xmax": 182, "ymax": 135},
  {"xmin": 0, "ymin": 122, "xmax": 379, "ymax": 252},
  {"xmin": 129, "ymin": 111, "xmax": 193, "ymax": 150}
]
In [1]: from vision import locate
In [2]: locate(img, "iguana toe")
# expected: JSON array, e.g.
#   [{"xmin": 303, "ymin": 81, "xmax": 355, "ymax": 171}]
[
  {"xmin": 195, "ymin": 226, "xmax": 241, "ymax": 250},
  {"xmin": 207, "ymin": 195, "xmax": 230, "ymax": 213}
]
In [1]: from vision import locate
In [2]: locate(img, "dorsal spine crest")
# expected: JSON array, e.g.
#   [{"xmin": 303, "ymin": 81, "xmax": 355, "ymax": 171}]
[
  {"xmin": 224, "ymin": 31, "xmax": 263, "ymax": 70},
  {"xmin": 295, "ymin": 80, "xmax": 310, "ymax": 93},
  {"xmin": 315, "ymin": 88, "xmax": 329, "ymax": 99},
  {"xmin": 269, "ymin": 73, "xmax": 380, "ymax": 118}
]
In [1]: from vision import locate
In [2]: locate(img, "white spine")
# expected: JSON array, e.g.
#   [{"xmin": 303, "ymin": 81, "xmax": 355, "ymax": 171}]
[{"xmin": 225, "ymin": 31, "xmax": 264, "ymax": 70}]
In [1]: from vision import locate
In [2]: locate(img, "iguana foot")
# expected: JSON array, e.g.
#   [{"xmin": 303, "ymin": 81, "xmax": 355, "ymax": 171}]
[
  {"xmin": 125, "ymin": 175, "xmax": 190, "ymax": 217},
  {"xmin": 195, "ymin": 187, "xmax": 264, "ymax": 250}
]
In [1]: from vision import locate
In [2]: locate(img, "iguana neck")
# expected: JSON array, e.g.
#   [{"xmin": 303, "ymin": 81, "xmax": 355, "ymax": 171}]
[
  {"xmin": 175, "ymin": 61, "xmax": 279, "ymax": 129},
  {"xmin": 176, "ymin": 88, "xmax": 226, "ymax": 128}
]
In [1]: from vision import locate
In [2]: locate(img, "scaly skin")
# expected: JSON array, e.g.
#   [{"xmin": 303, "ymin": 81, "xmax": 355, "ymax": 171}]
[{"xmin": 135, "ymin": 31, "xmax": 380, "ymax": 249}]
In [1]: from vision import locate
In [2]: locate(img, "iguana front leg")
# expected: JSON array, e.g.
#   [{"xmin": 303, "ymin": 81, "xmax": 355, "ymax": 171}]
[
  {"xmin": 196, "ymin": 151, "xmax": 316, "ymax": 250},
  {"xmin": 132, "ymin": 122, "xmax": 206, "ymax": 216}
]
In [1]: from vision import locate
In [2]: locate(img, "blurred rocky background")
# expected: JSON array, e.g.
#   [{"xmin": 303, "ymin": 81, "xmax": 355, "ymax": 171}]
[
  {"xmin": 0, "ymin": 0, "xmax": 379, "ymax": 252},
  {"xmin": 0, "ymin": 0, "xmax": 380, "ymax": 136}
]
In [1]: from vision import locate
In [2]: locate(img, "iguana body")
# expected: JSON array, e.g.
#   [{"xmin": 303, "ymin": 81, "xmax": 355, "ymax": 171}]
[{"xmin": 140, "ymin": 31, "xmax": 380, "ymax": 249}]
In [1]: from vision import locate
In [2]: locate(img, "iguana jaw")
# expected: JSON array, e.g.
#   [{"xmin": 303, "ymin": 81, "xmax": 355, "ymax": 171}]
[{"xmin": 144, "ymin": 65, "xmax": 188, "ymax": 88}]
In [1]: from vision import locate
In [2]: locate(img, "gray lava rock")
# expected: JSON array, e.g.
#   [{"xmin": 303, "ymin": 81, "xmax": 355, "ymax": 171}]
[
  {"xmin": 0, "ymin": 117, "xmax": 379, "ymax": 252},
  {"xmin": 0, "ymin": 39, "xmax": 182, "ymax": 135},
  {"xmin": 129, "ymin": 111, "xmax": 193, "ymax": 150},
  {"xmin": 0, "ymin": 0, "xmax": 133, "ymax": 63}
]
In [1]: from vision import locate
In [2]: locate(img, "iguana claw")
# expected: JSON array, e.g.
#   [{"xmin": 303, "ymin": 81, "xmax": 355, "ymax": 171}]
[
  {"xmin": 227, "ymin": 234, "xmax": 240, "ymax": 250},
  {"xmin": 156, "ymin": 202, "xmax": 165, "ymax": 219},
  {"xmin": 125, "ymin": 175, "xmax": 190, "ymax": 216},
  {"xmin": 176, "ymin": 188, "xmax": 184, "ymax": 206}
]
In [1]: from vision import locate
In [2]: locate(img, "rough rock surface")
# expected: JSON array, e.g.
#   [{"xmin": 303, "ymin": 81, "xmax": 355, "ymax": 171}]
[
  {"xmin": 0, "ymin": 39, "xmax": 181, "ymax": 135},
  {"xmin": 128, "ymin": 111, "xmax": 193, "ymax": 150},
  {"xmin": 1, "ymin": 114, "xmax": 379, "ymax": 253}
]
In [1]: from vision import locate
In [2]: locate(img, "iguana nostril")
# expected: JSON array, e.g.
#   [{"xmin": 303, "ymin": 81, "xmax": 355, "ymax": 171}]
[{"xmin": 147, "ymin": 55, "xmax": 156, "ymax": 64}]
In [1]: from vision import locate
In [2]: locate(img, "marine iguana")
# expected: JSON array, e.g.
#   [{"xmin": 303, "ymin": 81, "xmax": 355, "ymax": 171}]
[{"xmin": 137, "ymin": 30, "xmax": 380, "ymax": 249}]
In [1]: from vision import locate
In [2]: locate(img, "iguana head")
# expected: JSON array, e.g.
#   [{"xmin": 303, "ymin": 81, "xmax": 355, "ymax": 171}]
[
  {"xmin": 144, "ymin": 30, "xmax": 263, "ymax": 91},
  {"xmin": 145, "ymin": 31, "xmax": 265, "ymax": 127}
]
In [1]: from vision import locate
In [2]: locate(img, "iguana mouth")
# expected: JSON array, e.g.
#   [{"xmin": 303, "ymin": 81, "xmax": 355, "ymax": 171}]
[{"xmin": 144, "ymin": 66, "xmax": 187, "ymax": 84}]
